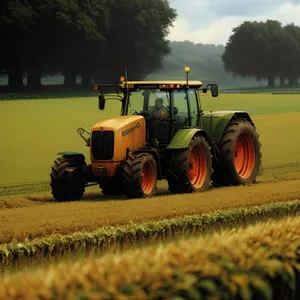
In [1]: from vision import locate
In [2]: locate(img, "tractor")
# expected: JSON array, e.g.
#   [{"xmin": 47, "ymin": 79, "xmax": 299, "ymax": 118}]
[{"xmin": 50, "ymin": 67, "xmax": 262, "ymax": 201}]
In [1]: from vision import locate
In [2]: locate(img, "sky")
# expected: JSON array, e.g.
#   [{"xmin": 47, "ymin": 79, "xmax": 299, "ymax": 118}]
[{"xmin": 168, "ymin": 0, "xmax": 300, "ymax": 45}]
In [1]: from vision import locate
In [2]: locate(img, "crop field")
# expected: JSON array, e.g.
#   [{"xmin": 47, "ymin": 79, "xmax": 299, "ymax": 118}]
[
  {"xmin": 1, "ymin": 92, "xmax": 300, "ymax": 298},
  {"xmin": 1, "ymin": 215, "xmax": 299, "ymax": 299}
]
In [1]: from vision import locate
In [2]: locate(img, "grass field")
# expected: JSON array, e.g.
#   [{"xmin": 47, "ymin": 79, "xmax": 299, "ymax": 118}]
[{"xmin": 1, "ymin": 93, "xmax": 300, "ymax": 185}]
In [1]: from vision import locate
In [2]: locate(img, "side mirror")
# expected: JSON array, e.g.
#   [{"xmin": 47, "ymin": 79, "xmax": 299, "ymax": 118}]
[
  {"xmin": 98, "ymin": 94, "xmax": 106, "ymax": 110},
  {"xmin": 210, "ymin": 84, "xmax": 218, "ymax": 97}
]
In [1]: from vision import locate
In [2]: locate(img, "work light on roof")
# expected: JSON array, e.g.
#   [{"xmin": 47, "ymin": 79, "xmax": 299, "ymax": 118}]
[{"xmin": 184, "ymin": 66, "xmax": 190, "ymax": 73}]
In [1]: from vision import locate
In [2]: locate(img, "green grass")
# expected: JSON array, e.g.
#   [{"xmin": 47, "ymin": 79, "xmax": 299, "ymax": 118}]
[
  {"xmin": 0, "ymin": 89, "xmax": 98, "ymax": 101},
  {"xmin": 1, "ymin": 93, "xmax": 300, "ymax": 185},
  {"xmin": 201, "ymin": 93, "xmax": 300, "ymax": 114}
]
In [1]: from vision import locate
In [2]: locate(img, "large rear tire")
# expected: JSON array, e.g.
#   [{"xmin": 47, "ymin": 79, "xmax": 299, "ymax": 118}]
[
  {"xmin": 211, "ymin": 118, "xmax": 262, "ymax": 186},
  {"xmin": 123, "ymin": 153, "xmax": 157, "ymax": 198},
  {"xmin": 167, "ymin": 135, "xmax": 212, "ymax": 194},
  {"xmin": 50, "ymin": 155, "xmax": 86, "ymax": 202}
]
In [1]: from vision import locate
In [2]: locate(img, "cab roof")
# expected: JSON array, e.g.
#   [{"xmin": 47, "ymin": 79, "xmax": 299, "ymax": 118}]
[{"xmin": 119, "ymin": 80, "xmax": 203, "ymax": 89}]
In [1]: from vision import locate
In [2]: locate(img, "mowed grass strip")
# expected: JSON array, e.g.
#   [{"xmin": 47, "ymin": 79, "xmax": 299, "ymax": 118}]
[
  {"xmin": 1, "ymin": 164, "xmax": 300, "ymax": 210},
  {"xmin": 1, "ymin": 215, "xmax": 299, "ymax": 300},
  {"xmin": 0, "ymin": 200, "xmax": 299, "ymax": 273},
  {"xmin": 1, "ymin": 179, "xmax": 300, "ymax": 244}
]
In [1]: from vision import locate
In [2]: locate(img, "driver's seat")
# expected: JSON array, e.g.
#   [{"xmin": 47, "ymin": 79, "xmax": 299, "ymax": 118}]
[{"xmin": 148, "ymin": 118, "xmax": 170, "ymax": 146}]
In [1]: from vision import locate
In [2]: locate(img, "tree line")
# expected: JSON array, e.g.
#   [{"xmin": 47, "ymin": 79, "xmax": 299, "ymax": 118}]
[
  {"xmin": 0, "ymin": 0, "xmax": 176, "ymax": 90},
  {"xmin": 222, "ymin": 20, "xmax": 300, "ymax": 87},
  {"xmin": 148, "ymin": 41, "xmax": 262, "ymax": 88},
  {"xmin": 1, "ymin": 1, "xmax": 300, "ymax": 91}
]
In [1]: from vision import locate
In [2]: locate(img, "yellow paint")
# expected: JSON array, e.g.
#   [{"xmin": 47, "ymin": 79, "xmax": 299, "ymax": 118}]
[
  {"xmin": 120, "ymin": 80, "xmax": 203, "ymax": 88},
  {"xmin": 184, "ymin": 66, "xmax": 190, "ymax": 73},
  {"xmin": 91, "ymin": 116, "xmax": 146, "ymax": 177}
]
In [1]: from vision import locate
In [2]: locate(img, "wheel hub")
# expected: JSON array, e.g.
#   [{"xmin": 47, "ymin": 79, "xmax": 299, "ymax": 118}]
[
  {"xmin": 234, "ymin": 132, "xmax": 255, "ymax": 179},
  {"xmin": 188, "ymin": 146, "xmax": 207, "ymax": 189}
]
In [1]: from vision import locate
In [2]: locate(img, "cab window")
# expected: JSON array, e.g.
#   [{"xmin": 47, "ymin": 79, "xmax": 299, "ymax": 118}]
[
  {"xmin": 188, "ymin": 90, "xmax": 199, "ymax": 127},
  {"xmin": 173, "ymin": 90, "xmax": 189, "ymax": 126}
]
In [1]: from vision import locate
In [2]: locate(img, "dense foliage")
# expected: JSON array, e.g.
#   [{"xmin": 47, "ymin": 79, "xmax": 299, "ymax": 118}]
[
  {"xmin": 0, "ymin": 0, "xmax": 176, "ymax": 90},
  {"xmin": 1, "ymin": 1, "xmax": 300, "ymax": 90},
  {"xmin": 222, "ymin": 20, "xmax": 300, "ymax": 87}
]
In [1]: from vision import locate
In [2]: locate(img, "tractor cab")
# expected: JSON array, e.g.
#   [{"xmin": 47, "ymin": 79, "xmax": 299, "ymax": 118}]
[{"xmin": 95, "ymin": 68, "xmax": 219, "ymax": 148}]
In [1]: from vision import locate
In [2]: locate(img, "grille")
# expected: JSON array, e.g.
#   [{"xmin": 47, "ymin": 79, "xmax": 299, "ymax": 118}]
[{"xmin": 91, "ymin": 131, "xmax": 114, "ymax": 160}]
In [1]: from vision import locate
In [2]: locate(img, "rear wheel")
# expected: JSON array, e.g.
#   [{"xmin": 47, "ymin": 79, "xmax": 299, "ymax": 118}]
[
  {"xmin": 50, "ymin": 155, "xmax": 86, "ymax": 201},
  {"xmin": 167, "ymin": 135, "xmax": 212, "ymax": 194},
  {"xmin": 123, "ymin": 153, "xmax": 157, "ymax": 198},
  {"xmin": 211, "ymin": 118, "xmax": 262, "ymax": 186}
]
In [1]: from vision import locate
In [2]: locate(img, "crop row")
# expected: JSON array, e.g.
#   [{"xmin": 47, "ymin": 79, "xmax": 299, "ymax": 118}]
[
  {"xmin": 1, "ymin": 200, "xmax": 300, "ymax": 272},
  {"xmin": 1, "ymin": 214, "xmax": 300, "ymax": 299},
  {"xmin": 2, "ymin": 178, "xmax": 300, "ymax": 244}
]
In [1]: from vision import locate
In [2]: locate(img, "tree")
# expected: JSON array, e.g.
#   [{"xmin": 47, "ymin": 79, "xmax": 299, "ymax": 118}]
[
  {"xmin": 222, "ymin": 20, "xmax": 296, "ymax": 87},
  {"xmin": 0, "ymin": 0, "xmax": 36, "ymax": 89},
  {"xmin": 90, "ymin": 0, "xmax": 177, "ymax": 84},
  {"xmin": 282, "ymin": 24, "xmax": 300, "ymax": 86},
  {"xmin": 0, "ymin": 0, "xmax": 176, "ymax": 91},
  {"xmin": 0, "ymin": 0, "xmax": 110, "ymax": 90},
  {"xmin": 24, "ymin": 0, "xmax": 110, "ymax": 89}
]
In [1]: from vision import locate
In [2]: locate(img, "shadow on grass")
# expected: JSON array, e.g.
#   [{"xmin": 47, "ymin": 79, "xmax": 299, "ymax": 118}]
[
  {"xmin": 15, "ymin": 169, "xmax": 300, "ymax": 205},
  {"xmin": 25, "ymin": 187, "xmax": 172, "ymax": 204}
]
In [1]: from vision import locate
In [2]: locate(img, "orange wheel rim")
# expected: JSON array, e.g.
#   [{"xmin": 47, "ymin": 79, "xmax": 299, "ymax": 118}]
[
  {"xmin": 188, "ymin": 145, "xmax": 207, "ymax": 188},
  {"xmin": 234, "ymin": 132, "xmax": 255, "ymax": 179},
  {"xmin": 141, "ymin": 162, "xmax": 155, "ymax": 195}
]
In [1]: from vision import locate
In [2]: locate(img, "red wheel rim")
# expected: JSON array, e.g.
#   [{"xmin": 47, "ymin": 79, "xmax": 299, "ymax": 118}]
[
  {"xmin": 188, "ymin": 145, "xmax": 207, "ymax": 188},
  {"xmin": 234, "ymin": 132, "xmax": 255, "ymax": 179},
  {"xmin": 141, "ymin": 162, "xmax": 155, "ymax": 195}
]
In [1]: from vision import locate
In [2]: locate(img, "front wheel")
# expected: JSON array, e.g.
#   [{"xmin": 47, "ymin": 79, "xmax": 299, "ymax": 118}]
[
  {"xmin": 167, "ymin": 135, "xmax": 212, "ymax": 194},
  {"xmin": 123, "ymin": 153, "xmax": 157, "ymax": 198},
  {"xmin": 211, "ymin": 118, "xmax": 262, "ymax": 186},
  {"xmin": 50, "ymin": 155, "xmax": 86, "ymax": 202}
]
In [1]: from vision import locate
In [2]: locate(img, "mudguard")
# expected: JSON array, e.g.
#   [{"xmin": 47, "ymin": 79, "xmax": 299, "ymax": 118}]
[
  {"xmin": 201, "ymin": 111, "xmax": 253, "ymax": 144},
  {"xmin": 167, "ymin": 128, "xmax": 209, "ymax": 149},
  {"xmin": 57, "ymin": 151, "xmax": 85, "ymax": 157}
]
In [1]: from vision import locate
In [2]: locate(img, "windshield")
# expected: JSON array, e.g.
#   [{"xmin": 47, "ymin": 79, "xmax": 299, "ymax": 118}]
[{"xmin": 126, "ymin": 89, "xmax": 170, "ymax": 115}]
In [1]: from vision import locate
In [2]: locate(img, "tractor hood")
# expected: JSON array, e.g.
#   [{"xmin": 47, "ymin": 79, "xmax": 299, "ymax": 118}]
[
  {"xmin": 92, "ymin": 115, "xmax": 144, "ymax": 132},
  {"xmin": 90, "ymin": 115, "xmax": 146, "ymax": 164}
]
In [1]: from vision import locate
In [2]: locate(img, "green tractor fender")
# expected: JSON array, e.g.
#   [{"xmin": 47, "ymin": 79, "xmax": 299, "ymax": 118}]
[
  {"xmin": 166, "ymin": 128, "xmax": 209, "ymax": 149},
  {"xmin": 57, "ymin": 151, "xmax": 85, "ymax": 159},
  {"xmin": 201, "ymin": 111, "xmax": 254, "ymax": 144}
]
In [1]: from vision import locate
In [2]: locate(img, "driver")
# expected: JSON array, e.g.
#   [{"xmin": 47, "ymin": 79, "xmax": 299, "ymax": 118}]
[{"xmin": 149, "ymin": 98, "xmax": 168, "ymax": 118}]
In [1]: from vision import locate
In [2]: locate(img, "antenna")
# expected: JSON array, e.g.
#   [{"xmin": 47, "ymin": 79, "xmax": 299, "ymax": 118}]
[
  {"xmin": 125, "ymin": 65, "xmax": 128, "ymax": 84},
  {"xmin": 184, "ymin": 66, "xmax": 190, "ymax": 85},
  {"xmin": 124, "ymin": 65, "xmax": 130, "ymax": 113}
]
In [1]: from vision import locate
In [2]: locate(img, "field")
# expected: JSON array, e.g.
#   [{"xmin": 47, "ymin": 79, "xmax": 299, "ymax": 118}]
[
  {"xmin": 1, "ymin": 92, "xmax": 300, "ymax": 298},
  {"xmin": 1, "ymin": 215, "xmax": 299, "ymax": 299},
  {"xmin": 1, "ymin": 93, "xmax": 300, "ymax": 186}
]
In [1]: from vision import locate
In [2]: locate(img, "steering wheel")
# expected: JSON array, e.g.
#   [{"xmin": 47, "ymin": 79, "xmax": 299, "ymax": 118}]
[
  {"xmin": 130, "ymin": 109, "xmax": 150, "ymax": 119},
  {"xmin": 130, "ymin": 109, "xmax": 139, "ymax": 115},
  {"xmin": 139, "ymin": 110, "xmax": 150, "ymax": 119}
]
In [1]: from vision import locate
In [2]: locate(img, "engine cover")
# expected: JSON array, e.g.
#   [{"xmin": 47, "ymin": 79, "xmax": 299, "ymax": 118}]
[{"xmin": 90, "ymin": 116, "xmax": 146, "ymax": 177}]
